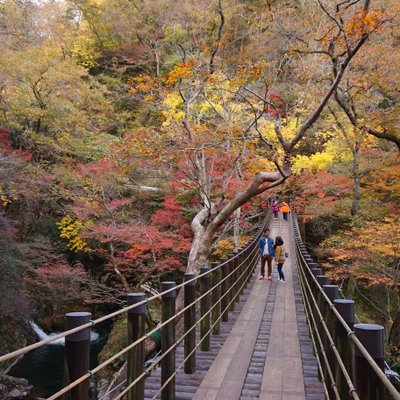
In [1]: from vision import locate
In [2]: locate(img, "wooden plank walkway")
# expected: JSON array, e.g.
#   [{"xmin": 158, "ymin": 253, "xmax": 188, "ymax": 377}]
[
  {"xmin": 144, "ymin": 218, "xmax": 324, "ymax": 400},
  {"xmin": 144, "ymin": 263, "xmax": 261, "ymax": 399}
]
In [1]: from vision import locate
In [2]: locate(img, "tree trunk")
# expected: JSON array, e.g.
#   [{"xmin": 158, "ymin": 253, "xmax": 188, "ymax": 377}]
[{"xmin": 351, "ymin": 142, "xmax": 360, "ymax": 216}]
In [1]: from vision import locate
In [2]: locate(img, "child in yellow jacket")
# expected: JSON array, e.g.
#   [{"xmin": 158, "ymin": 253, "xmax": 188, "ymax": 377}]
[{"xmin": 274, "ymin": 236, "xmax": 288, "ymax": 282}]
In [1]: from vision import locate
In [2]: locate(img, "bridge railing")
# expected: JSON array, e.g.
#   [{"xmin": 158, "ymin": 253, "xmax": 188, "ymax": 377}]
[
  {"xmin": 291, "ymin": 211, "xmax": 400, "ymax": 400},
  {"xmin": 0, "ymin": 210, "xmax": 272, "ymax": 400}
]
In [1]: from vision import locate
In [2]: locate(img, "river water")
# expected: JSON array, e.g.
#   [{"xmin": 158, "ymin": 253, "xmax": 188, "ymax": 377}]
[{"xmin": 9, "ymin": 321, "xmax": 112, "ymax": 397}]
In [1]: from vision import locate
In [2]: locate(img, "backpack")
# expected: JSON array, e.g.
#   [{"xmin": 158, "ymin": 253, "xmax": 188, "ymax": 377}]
[{"xmin": 279, "ymin": 245, "xmax": 288, "ymax": 261}]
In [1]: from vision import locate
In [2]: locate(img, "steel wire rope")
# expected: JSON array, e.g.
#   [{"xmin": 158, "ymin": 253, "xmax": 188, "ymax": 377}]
[
  {"xmin": 292, "ymin": 213, "xmax": 400, "ymax": 400},
  {"xmin": 292, "ymin": 218, "xmax": 346, "ymax": 398},
  {"xmin": 46, "ymin": 231, "xmax": 263, "ymax": 400},
  {"xmin": 337, "ymin": 281, "xmax": 400, "ymax": 384},
  {"xmin": 294, "ymin": 233, "xmax": 358, "ymax": 400},
  {"xmin": 291, "ymin": 216, "xmax": 359, "ymax": 398},
  {"xmin": 110, "ymin": 240, "xmax": 261, "ymax": 400},
  {"xmin": 293, "ymin": 238, "xmax": 330, "ymax": 399},
  {"xmin": 0, "ymin": 214, "xmax": 271, "ymax": 365},
  {"xmin": 293, "ymin": 223, "xmax": 400, "ymax": 398},
  {"xmin": 146, "ymin": 243, "xmax": 260, "ymax": 400}
]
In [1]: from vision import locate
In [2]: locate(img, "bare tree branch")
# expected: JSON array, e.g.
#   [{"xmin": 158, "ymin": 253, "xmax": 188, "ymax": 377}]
[{"xmin": 209, "ymin": 0, "xmax": 225, "ymax": 74}]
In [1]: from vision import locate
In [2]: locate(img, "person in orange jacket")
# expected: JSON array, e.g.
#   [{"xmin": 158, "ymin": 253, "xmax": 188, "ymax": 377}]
[{"xmin": 280, "ymin": 201, "xmax": 290, "ymax": 221}]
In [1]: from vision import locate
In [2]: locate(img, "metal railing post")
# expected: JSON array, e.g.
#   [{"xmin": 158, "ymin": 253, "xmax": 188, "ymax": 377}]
[
  {"xmin": 200, "ymin": 266, "xmax": 211, "ymax": 351},
  {"xmin": 310, "ymin": 268, "xmax": 322, "ymax": 297},
  {"xmin": 322, "ymin": 285, "xmax": 339, "ymax": 398},
  {"xmin": 333, "ymin": 299, "xmax": 355, "ymax": 399},
  {"xmin": 184, "ymin": 273, "xmax": 196, "ymax": 374},
  {"xmin": 161, "ymin": 281, "xmax": 177, "ymax": 400},
  {"xmin": 127, "ymin": 293, "xmax": 146, "ymax": 400},
  {"xmin": 316, "ymin": 275, "xmax": 330, "ymax": 288},
  {"xmin": 227, "ymin": 254, "xmax": 235, "ymax": 312},
  {"xmin": 211, "ymin": 263, "xmax": 221, "ymax": 335},
  {"xmin": 233, "ymin": 252, "xmax": 240, "ymax": 304},
  {"xmin": 238, "ymin": 249, "xmax": 246, "ymax": 295},
  {"xmin": 354, "ymin": 324, "xmax": 385, "ymax": 400},
  {"xmin": 64, "ymin": 312, "xmax": 91, "ymax": 400},
  {"xmin": 245, "ymin": 248, "xmax": 252, "ymax": 284},
  {"xmin": 220, "ymin": 258, "xmax": 229, "ymax": 322}
]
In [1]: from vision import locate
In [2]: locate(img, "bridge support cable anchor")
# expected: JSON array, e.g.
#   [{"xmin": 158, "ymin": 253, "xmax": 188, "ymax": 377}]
[
  {"xmin": 64, "ymin": 312, "xmax": 92, "ymax": 400},
  {"xmin": 127, "ymin": 293, "xmax": 147, "ymax": 400},
  {"xmin": 161, "ymin": 281, "xmax": 177, "ymax": 400}
]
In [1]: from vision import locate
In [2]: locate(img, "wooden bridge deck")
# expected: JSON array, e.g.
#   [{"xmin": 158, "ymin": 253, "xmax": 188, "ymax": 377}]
[{"xmin": 144, "ymin": 219, "xmax": 324, "ymax": 400}]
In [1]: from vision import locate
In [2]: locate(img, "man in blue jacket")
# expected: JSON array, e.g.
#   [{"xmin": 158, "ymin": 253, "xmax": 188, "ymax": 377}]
[{"xmin": 258, "ymin": 228, "xmax": 275, "ymax": 280}]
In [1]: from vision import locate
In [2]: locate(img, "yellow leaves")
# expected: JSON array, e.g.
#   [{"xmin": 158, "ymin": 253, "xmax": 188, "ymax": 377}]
[
  {"xmin": 0, "ymin": 195, "xmax": 11, "ymax": 207},
  {"xmin": 292, "ymin": 152, "xmax": 334, "ymax": 174},
  {"xmin": 213, "ymin": 239, "xmax": 234, "ymax": 258},
  {"xmin": 72, "ymin": 35, "xmax": 99, "ymax": 68},
  {"xmin": 0, "ymin": 184, "xmax": 15, "ymax": 207},
  {"xmin": 244, "ymin": 158, "xmax": 275, "ymax": 175},
  {"xmin": 213, "ymin": 236, "xmax": 250, "ymax": 258},
  {"xmin": 162, "ymin": 92, "xmax": 185, "ymax": 127},
  {"xmin": 163, "ymin": 60, "xmax": 195, "ymax": 86},
  {"xmin": 57, "ymin": 216, "xmax": 88, "ymax": 252}
]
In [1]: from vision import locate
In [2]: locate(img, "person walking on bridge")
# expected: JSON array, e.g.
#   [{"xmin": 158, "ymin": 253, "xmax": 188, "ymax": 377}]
[
  {"xmin": 272, "ymin": 200, "xmax": 280, "ymax": 219},
  {"xmin": 274, "ymin": 236, "xmax": 288, "ymax": 282},
  {"xmin": 258, "ymin": 228, "xmax": 275, "ymax": 280},
  {"xmin": 280, "ymin": 201, "xmax": 290, "ymax": 221}
]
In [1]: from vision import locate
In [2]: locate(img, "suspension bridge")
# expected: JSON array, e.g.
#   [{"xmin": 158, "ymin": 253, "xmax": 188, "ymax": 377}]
[{"xmin": 0, "ymin": 211, "xmax": 399, "ymax": 400}]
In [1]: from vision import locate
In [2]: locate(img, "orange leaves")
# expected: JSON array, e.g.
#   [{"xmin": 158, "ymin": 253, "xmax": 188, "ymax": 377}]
[
  {"xmin": 344, "ymin": 9, "xmax": 384, "ymax": 38},
  {"xmin": 128, "ymin": 74, "xmax": 158, "ymax": 94},
  {"xmin": 319, "ymin": 8, "xmax": 385, "ymax": 47},
  {"xmin": 163, "ymin": 60, "xmax": 195, "ymax": 86},
  {"xmin": 233, "ymin": 60, "xmax": 268, "ymax": 85},
  {"xmin": 355, "ymin": 272, "xmax": 393, "ymax": 287}
]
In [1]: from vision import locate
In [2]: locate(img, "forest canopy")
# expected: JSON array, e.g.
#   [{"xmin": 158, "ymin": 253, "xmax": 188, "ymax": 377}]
[{"xmin": 0, "ymin": 0, "xmax": 399, "ymax": 383}]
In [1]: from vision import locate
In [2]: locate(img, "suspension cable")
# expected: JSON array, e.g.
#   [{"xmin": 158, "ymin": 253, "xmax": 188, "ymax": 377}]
[
  {"xmin": 294, "ymin": 235, "xmax": 359, "ymax": 399},
  {"xmin": 110, "ymin": 239, "xmax": 260, "ymax": 400},
  {"xmin": 0, "ymin": 214, "xmax": 270, "ymax": 365},
  {"xmin": 46, "ymin": 222, "xmax": 264, "ymax": 400},
  {"xmin": 292, "ymin": 213, "xmax": 400, "ymax": 400}
]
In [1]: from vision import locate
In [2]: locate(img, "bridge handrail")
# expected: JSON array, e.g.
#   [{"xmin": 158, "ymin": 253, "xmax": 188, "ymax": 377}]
[
  {"xmin": 291, "ymin": 211, "xmax": 400, "ymax": 400},
  {"xmin": 113, "ymin": 241, "xmax": 261, "ymax": 400},
  {"xmin": 46, "ymin": 233, "xmax": 262, "ymax": 400},
  {"xmin": 1, "ymin": 210, "xmax": 271, "ymax": 400},
  {"xmin": 0, "ymin": 211, "xmax": 269, "ymax": 365},
  {"xmin": 293, "ymin": 234, "xmax": 359, "ymax": 399}
]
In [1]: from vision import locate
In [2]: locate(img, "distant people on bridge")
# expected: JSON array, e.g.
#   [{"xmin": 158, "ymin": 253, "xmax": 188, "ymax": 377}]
[
  {"xmin": 272, "ymin": 200, "xmax": 280, "ymax": 219},
  {"xmin": 258, "ymin": 228, "xmax": 275, "ymax": 280},
  {"xmin": 274, "ymin": 236, "xmax": 288, "ymax": 283},
  {"xmin": 280, "ymin": 201, "xmax": 290, "ymax": 221}
]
